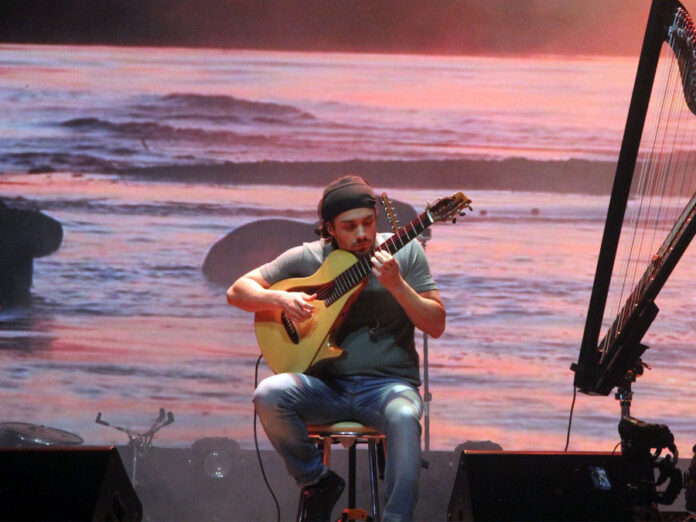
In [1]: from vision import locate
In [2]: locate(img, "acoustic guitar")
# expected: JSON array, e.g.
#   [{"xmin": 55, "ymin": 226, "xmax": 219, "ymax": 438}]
[{"xmin": 255, "ymin": 192, "xmax": 472, "ymax": 374}]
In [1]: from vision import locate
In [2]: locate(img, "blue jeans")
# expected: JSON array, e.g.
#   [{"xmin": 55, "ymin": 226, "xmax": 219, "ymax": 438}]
[{"xmin": 253, "ymin": 373, "xmax": 423, "ymax": 522}]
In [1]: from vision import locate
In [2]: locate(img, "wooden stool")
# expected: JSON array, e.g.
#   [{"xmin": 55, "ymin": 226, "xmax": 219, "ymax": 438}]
[{"xmin": 297, "ymin": 421, "xmax": 386, "ymax": 522}]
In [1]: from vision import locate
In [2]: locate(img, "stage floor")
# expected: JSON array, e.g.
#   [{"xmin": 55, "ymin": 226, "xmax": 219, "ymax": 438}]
[{"xmin": 125, "ymin": 446, "xmax": 691, "ymax": 521}]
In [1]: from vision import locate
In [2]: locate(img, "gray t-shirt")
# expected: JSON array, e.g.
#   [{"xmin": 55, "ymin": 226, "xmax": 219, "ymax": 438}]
[{"xmin": 259, "ymin": 233, "xmax": 437, "ymax": 385}]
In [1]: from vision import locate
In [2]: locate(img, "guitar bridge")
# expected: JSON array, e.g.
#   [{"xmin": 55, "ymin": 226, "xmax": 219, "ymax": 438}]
[{"xmin": 281, "ymin": 312, "xmax": 300, "ymax": 344}]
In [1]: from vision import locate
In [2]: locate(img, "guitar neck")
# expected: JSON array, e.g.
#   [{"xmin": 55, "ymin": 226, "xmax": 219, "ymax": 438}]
[{"xmin": 325, "ymin": 210, "xmax": 434, "ymax": 304}]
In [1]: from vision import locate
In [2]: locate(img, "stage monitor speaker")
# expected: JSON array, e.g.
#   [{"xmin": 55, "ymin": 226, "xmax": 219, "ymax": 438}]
[
  {"xmin": 447, "ymin": 450, "xmax": 634, "ymax": 522},
  {"xmin": 0, "ymin": 446, "xmax": 142, "ymax": 521}
]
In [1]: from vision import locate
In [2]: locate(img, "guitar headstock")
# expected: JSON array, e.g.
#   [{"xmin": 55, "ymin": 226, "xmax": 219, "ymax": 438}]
[
  {"xmin": 427, "ymin": 192, "xmax": 472, "ymax": 224},
  {"xmin": 380, "ymin": 192, "xmax": 400, "ymax": 234}
]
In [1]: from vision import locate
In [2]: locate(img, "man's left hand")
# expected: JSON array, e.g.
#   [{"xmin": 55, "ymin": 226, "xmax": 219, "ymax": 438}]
[{"xmin": 371, "ymin": 250, "xmax": 402, "ymax": 291}]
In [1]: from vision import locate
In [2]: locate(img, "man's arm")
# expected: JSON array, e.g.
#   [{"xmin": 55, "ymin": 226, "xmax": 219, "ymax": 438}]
[
  {"xmin": 371, "ymin": 250, "xmax": 446, "ymax": 338},
  {"xmin": 226, "ymin": 268, "xmax": 316, "ymax": 323}
]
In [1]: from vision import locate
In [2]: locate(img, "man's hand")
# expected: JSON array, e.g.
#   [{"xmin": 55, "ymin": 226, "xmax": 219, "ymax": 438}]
[
  {"xmin": 370, "ymin": 249, "xmax": 446, "ymax": 338},
  {"xmin": 370, "ymin": 250, "xmax": 402, "ymax": 291},
  {"xmin": 277, "ymin": 291, "xmax": 316, "ymax": 323}
]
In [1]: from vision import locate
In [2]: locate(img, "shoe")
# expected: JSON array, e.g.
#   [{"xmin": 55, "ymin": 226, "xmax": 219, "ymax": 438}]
[{"xmin": 301, "ymin": 469, "xmax": 345, "ymax": 522}]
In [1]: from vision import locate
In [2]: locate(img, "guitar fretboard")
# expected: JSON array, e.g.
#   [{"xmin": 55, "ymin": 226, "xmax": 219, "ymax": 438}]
[{"xmin": 321, "ymin": 210, "xmax": 434, "ymax": 305}]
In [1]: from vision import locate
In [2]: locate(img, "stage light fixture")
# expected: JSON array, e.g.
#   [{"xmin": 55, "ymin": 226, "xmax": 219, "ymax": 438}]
[
  {"xmin": 204, "ymin": 448, "xmax": 232, "ymax": 479},
  {"xmin": 191, "ymin": 437, "xmax": 240, "ymax": 481}
]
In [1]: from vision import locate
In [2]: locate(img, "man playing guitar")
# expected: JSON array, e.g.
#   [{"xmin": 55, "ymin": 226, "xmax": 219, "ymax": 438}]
[{"xmin": 226, "ymin": 175, "xmax": 446, "ymax": 522}]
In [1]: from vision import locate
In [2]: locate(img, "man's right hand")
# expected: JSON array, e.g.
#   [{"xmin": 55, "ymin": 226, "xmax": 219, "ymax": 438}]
[{"xmin": 276, "ymin": 291, "xmax": 316, "ymax": 323}]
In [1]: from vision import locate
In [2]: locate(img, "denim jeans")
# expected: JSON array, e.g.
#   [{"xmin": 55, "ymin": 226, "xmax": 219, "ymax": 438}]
[{"xmin": 253, "ymin": 373, "xmax": 423, "ymax": 522}]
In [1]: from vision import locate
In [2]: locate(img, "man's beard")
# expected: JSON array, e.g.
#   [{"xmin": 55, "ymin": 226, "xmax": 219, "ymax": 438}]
[{"xmin": 350, "ymin": 241, "xmax": 373, "ymax": 257}]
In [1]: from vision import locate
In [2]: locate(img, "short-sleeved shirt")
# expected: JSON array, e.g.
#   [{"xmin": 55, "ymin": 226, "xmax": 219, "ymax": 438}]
[{"xmin": 259, "ymin": 233, "xmax": 437, "ymax": 386}]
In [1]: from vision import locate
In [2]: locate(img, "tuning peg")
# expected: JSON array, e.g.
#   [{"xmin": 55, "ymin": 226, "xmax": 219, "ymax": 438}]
[{"xmin": 381, "ymin": 192, "xmax": 401, "ymax": 233}]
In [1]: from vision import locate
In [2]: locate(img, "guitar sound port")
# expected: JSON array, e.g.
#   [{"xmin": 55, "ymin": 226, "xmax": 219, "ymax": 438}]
[{"xmin": 281, "ymin": 312, "xmax": 300, "ymax": 344}]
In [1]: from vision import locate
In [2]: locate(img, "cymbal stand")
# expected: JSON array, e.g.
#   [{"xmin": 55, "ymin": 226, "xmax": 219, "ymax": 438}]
[{"xmin": 95, "ymin": 408, "xmax": 175, "ymax": 485}]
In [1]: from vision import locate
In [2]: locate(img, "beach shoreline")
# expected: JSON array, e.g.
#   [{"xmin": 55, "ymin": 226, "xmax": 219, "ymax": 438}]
[{"xmin": 114, "ymin": 157, "xmax": 617, "ymax": 195}]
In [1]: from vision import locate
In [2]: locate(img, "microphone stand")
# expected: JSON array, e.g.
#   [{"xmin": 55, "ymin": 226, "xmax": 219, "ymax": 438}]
[{"xmin": 418, "ymin": 228, "xmax": 433, "ymax": 452}]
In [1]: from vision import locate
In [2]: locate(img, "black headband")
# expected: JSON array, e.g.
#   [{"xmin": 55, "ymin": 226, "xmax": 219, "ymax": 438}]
[{"xmin": 319, "ymin": 177, "xmax": 376, "ymax": 223}]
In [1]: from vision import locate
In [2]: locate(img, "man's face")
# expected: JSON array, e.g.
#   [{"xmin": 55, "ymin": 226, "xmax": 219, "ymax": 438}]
[{"xmin": 327, "ymin": 207, "xmax": 377, "ymax": 255}]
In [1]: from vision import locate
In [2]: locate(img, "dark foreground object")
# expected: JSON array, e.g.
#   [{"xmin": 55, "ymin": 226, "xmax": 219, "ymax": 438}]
[
  {"xmin": 448, "ymin": 450, "xmax": 636, "ymax": 521},
  {"xmin": 0, "ymin": 446, "xmax": 142, "ymax": 521},
  {"xmin": 0, "ymin": 200, "xmax": 63, "ymax": 307}
]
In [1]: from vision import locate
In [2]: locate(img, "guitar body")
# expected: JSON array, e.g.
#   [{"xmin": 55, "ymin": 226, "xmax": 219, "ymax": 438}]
[{"xmin": 255, "ymin": 249, "xmax": 367, "ymax": 374}]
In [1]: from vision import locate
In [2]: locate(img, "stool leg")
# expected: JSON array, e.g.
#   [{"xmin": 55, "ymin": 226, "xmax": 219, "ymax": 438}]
[
  {"xmin": 348, "ymin": 442, "xmax": 357, "ymax": 509},
  {"xmin": 368, "ymin": 439, "xmax": 381, "ymax": 522},
  {"xmin": 377, "ymin": 440, "xmax": 386, "ymax": 480},
  {"xmin": 297, "ymin": 492, "xmax": 306, "ymax": 522},
  {"xmin": 323, "ymin": 436, "xmax": 332, "ymax": 466}
]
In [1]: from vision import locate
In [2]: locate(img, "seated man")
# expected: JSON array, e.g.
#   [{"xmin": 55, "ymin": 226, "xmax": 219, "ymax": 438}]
[
  {"xmin": 0, "ymin": 199, "xmax": 63, "ymax": 308},
  {"xmin": 227, "ymin": 175, "xmax": 445, "ymax": 522}
]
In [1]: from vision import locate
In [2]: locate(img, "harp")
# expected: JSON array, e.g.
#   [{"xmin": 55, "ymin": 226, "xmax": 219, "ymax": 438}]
[{"xmin": 572, "ymin": 0, "xmax": 696, "ymax": 399}]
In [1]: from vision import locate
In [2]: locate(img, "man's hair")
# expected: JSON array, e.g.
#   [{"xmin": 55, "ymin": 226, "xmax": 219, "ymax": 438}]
[{"xmin": 318, "ymin": 175, "xmax": 377, "ymax": 239}]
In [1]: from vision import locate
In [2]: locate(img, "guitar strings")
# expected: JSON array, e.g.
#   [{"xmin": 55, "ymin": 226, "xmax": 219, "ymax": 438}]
[{"xmin": 323, "ymin": 211, "xmax": 432, "ymax": 304}]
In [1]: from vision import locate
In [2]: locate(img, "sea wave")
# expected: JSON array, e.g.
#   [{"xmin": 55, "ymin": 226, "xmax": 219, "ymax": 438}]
[
  {"xmin": 61, "ymin": 117, "xmax": 277, "ymax": 146},
  {"xmin": 0, "ymin": 80, "xmax": 622, "ymax": 175},
  {"xmin": 6, "ymin": 196, "xmax": 316, "ymax": 219},
  {"xmin": 117, "ymin": 158, "xmax": 617, "ymax": 195},
  {"xmin": 129, "ymin": 93, "xmax": 317, "ymax": 124},
  {"xmin": 4, "ymin": 151, "xmax": 124, "ymax": 173},
  {"xmin": 0, "ymin": 154, "xmax": 617, "ymax": 196}
]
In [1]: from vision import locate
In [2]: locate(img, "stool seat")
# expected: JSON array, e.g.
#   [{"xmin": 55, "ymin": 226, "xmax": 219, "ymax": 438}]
[
  {"xmin": 298, "ymin": 421, "xmax": 385, "ymax": 522},
  {"xmin": 307, "ymin": 421, "xmax": 385, "ymax": 437}
]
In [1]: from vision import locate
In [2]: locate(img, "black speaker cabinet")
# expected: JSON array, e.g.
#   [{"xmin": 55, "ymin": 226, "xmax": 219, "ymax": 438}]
[
  {"xmin": 0, "ymin": 446, "xmax": 142, "ymax": 521},
  {"xmin": 447, "ymin": 450, "xmax": 634, "ymax": 521}
]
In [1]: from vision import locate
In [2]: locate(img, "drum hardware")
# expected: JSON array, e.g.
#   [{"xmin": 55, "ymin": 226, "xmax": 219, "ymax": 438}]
[
  {"xmin": 0, "ymin": 421, "xmax": 84, "ymax": 448},
  {"xmin": 95, "ymin": 408, "xmax": 174, "ymax": 485}
]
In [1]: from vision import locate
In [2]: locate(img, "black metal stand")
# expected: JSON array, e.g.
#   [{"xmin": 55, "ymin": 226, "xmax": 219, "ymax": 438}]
[
  {"xmin": 417, "ymin": 228, "xmax": 432, "ymax": 453},
  {"xmin": 95, "ymin": 408, "xmax": 174, "ymax": 486},
  {"xmin": 615, "ymin": 359, "xmax": 648, "ymax": 420},
  {"xmin": 615, "ymin": 362, "xmax": 658, "ymax": 518},
  {"xmin": 615, "ymin": 359, "xmax": 682, "ymax": 518}
]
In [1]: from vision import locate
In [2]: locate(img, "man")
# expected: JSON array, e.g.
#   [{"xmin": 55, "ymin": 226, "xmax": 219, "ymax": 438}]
[{"xmin": 227, "ymin": 175, "xmax": 445, "ymax": 522}]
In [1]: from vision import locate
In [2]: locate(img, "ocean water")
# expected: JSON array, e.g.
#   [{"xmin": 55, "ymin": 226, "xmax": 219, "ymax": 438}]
[
  {"xmin": 1, "ymin": 44, "xmax": 636, "ymax": 171},
  {"xmin": 1, "ymin": 44, "xmax": 696, "ymax": 456}
]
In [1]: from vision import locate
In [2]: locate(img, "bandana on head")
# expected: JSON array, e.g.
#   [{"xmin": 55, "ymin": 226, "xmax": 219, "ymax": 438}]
[{"xmin": 319, "ymin": 176, "xmax": 376, "ymax": 223}]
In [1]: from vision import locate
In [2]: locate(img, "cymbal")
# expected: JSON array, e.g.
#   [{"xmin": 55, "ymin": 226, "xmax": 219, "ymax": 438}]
[{"xmin": 0, "ymin": 422, "xmax": 84, "ymax": 446}]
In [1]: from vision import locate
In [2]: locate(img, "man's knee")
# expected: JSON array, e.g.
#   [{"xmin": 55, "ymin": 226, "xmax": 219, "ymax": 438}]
[
  {"xmin": 252, "ymin": 373, "xmax": 300, "ymax": 410},
  {"xmin": 384, "ymin": 396, "xmax": 422, "ymax": 431}
]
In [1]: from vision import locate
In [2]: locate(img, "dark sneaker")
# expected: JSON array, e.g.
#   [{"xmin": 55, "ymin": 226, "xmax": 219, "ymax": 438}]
[{"xmin": 301, "ymin": 469, "xmax": 345, "ymax": 522}]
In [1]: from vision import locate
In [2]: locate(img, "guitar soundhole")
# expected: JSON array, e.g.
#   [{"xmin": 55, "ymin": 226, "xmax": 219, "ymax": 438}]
[{"xmin": 281, "ymin": 312, "xmax": 300, "ymax": 344}]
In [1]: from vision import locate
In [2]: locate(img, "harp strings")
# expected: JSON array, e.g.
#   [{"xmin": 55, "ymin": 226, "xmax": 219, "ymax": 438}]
[{"xmin": 600, "ymin": 9, "xmax": 696, "ymax": 359}]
